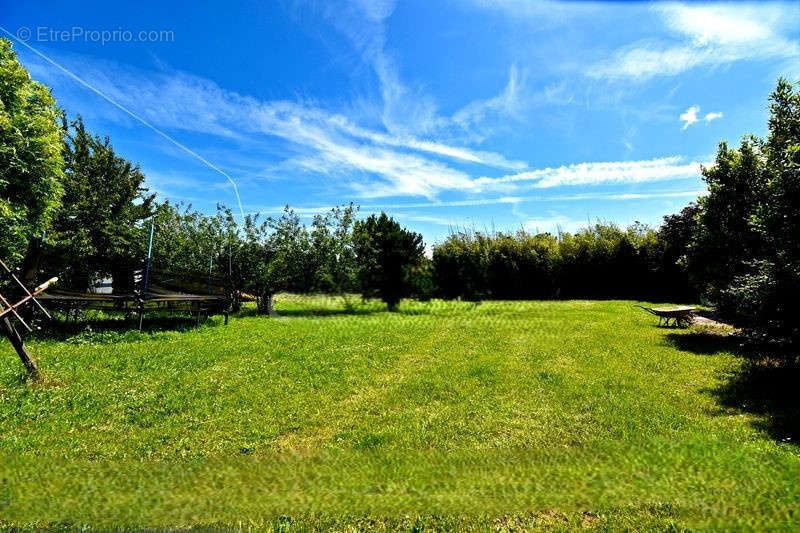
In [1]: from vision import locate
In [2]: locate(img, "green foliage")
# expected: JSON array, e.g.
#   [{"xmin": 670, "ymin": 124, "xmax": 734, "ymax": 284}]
[
  {"xmin": 657, "ymin": 203, "xmax": 702, "ymax": 303},
  {"xmin": 40, "ymin": 117, "xmax": 155, "ymax": 290},
  {"xmin": 1, "ymin": 298, "xmax": 798, "ymax": 529},
  {"xmin": 433, "ymin": 230, "xmax": 560, "ymax": 300},
  {"xmin": 146, "ymin": 203, "xmax": 361, "ymax": 314},
  {"xmin": 240, "ymin": 204, "xmax": 360, "ymax": 313},
  {"xmin": 0, "ymin": 38, "xmax": 63, "ymax": 268},
  {"xmin": 405, "ymin": 258, "xmax": 435, "ymax": 301},
  {"xmin": 433, "ymin": 222, "xmax": 693, "ymax": 302},
  {"xmin": 690, "ymin": 78, "xmax": 800, "ymax": 346},
  {"xmin": 690, "ymin": 138, "xmax": 767, "ymax": 307},
  {"xmin": 310, "ymin": 203, "xmax": 359, "ymax": 295},
  {"xmin": 148, "ymin": 202, "xmax": 233, "ymax": 276},
  {"xmin": 353, "ymin": 213, "xmax": 424, "ymax": 310}
]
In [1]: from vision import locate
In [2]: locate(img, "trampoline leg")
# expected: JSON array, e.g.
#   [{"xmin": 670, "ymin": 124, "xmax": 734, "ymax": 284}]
[{"xmin": 2, "ymin": 317, "xmax": 39, "ymax": 378}]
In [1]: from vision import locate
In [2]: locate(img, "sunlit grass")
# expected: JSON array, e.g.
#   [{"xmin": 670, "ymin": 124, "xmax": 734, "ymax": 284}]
[{"xmin": 1, "ymin": 295, "xmax": 798, "ymax": 530}]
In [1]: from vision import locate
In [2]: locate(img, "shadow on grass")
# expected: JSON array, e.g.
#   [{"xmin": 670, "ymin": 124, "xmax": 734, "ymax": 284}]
[
  {"xmin": 666, "ymin": 330, "xmax": 799, "ymax": 446},
  {"xmin": 269, "ymin": 304, "xmax": 479, "ymax": 318},
  {"xmin": 272, "ymin": 308, "xmax": 380, "ymax": 318},
  {"xmin": 712, "ymin": 362, "xmax": 799, "ymax": 445},
  {"xmin": 27, "ymin": 315, "xmax": 207, "ymax": 343},
  {"xmin": 664, "ymin": 331, "xmax": 744, "ymax": 356}
]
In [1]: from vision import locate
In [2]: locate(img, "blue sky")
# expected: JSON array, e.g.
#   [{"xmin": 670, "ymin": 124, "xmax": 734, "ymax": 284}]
[{"xmin": 2, "ymin": 1, "xmax": 798, "ymax": 245}]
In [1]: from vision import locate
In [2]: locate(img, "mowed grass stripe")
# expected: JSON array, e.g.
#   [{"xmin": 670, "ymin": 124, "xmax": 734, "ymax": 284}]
[{"xmin": 0, "ymin": 297, "xmax": 798, "ymax": 529}]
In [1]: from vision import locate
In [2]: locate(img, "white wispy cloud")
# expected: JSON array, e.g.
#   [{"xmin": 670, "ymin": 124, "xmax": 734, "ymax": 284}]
[
  {"xmin": 17, "ymin": 21, "xmax": 706, "ymax": 204},
  {"xmin": 662, "ymin": 3, "xmax": 779, "ymax": 46},
  {"xmin": 395, "ymin": 214, "xmax": 459, "ymax": 226},
  {"xmin": 589, "ymin": 3, "xmax": 799, "ymax": 80},
  {"xmin": 252, "ymin": 190, "xmax": 706, "ymax": 216},
  {"xmin": 325, "ymin": 113, "xmax": 526, "ymax": 169},
  {"xmin": 316, "ymin": 0, "xmax": 527, "ymax": 141},
  {"xmin": 523, "ymin": 214, "xmax": 591, "ymax": 235},
  {"xmin": 474, "ymin": 156, "xmax": 703, "ymax": 190},
  {"xmin": 680, "ymin": 105, "xmax": 700, "ymax": 129},
  {"xmin": 452, "ymin": 65, "xmax": 527, "ymax": 137},
  {"xmin": 680, "ymin": 106, "xmax": 723, "ymax": 129},
  {"xmin": 22, "ymin": 49, "xmax": 528, "ymax": 198}
]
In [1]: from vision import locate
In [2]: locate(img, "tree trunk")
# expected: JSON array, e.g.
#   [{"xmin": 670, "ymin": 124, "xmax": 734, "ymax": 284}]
[
  {"xmin": 2, "ymin": 317, "xmax": 39, "ymax": 378},
  {"xmin": 265, "ymin": 293, "xmax": 276, "ymax": 316},
  {"xmin": 19, "ymin": 239, "xmax": 43, "ymax": 285}
]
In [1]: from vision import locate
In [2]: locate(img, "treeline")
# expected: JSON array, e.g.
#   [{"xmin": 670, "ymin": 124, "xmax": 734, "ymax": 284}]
[{"xmin": 433, "ymin": 217, "xmax": 696, "ymax": 302}]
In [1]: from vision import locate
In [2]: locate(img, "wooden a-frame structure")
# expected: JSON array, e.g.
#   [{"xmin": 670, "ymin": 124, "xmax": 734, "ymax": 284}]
[{"xmin": 0, "ymin": 258, "xmax": 57, "ymax": 377}]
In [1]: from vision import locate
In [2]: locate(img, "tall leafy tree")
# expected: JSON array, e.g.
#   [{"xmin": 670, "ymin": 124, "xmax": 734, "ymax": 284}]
[
  {"xmin": 725, "ymin": 79, "xmax": 800, "ymax": 343},
  {"xmin": 0, "ymin": 38, "xmax": 63, "ymax": 270},
  {"xmin": 353, "ymin": 213, "xmax": 424, "ymax": 311},
  {"xmin": 685, "ymin": 78, "xmax": 799, "ymax": 347},
  {"xmin": 690, "ymin": 137, "xmax": 767, "ymax": 311},
  {"xmin": 309, "ymin": 203, "xmax": 359, "ymax": 296},
  {"xmin": 41, "ymin": 117, "xmax": 155, "ymax": 291}
]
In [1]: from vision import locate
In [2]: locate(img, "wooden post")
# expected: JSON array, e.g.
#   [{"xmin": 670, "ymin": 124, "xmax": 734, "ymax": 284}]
[{"xmin": 2, "ymin": 317, "xmax": 38, "ymax": 378}]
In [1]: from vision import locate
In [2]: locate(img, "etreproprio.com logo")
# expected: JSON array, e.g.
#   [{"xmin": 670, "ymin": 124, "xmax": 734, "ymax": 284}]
[{"xmin": 16, "ymin": 26, "xmax": 174, "ymax": 45}]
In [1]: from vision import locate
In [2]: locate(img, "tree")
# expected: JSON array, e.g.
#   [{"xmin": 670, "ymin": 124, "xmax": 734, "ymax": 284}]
[
  {"xmin": 724, "ymin": 79, "xmax": 800, "ymax": 345},
  {"xmin": 235, "ymin": 212, "xmax": 279, "ymax": 315},
  {"xmin": 0, "ymin": 38, "xmax": 63, "ymax": 379},
  {"xmin": 353, "ymin": 213, "xmax": 424, "ymax": 310},
  {"xmin": 0, "ymin": 38, "xmax": 63, "ymax": 271},
  {"xmin": 655, "ymin": 203, "xmax": 701, "ymax": 302},
  {"xmin": 690, "ymin": 138, "xmax": 767, "ymax": 312},
  {"xmin": 40, "ymin": 117, "xmax": 155, "ymax": 291},
  {"xmin": 685, "ymin": 78, "xmax": 799, "ymax": 348},
  {"xmin": 309, "ymin": 203, "xmax": 359, "ymax": 302},
  {"xmin": 148, "ymin": 202, "xmax": 226, "ymax": 277}
]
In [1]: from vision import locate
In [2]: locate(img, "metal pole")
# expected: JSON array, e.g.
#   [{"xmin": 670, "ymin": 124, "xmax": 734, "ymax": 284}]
[
  {"xmin": 143, "ymin": 217, "xmax": 155, "ymax": 291},
  {"xmin": 208, "ymin": 256, "xmax": 213, "ymax": 294},
  {"xmin": 139, "ymin": 218, "xmax": 155, "ymax": 331}
]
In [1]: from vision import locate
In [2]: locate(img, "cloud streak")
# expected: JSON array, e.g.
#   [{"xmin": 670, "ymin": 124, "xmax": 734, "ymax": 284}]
[
  {"xmin": 589, "ymin": 3, "xmax": 799, "ymax": 80},
  {"xmin": 474, "ymin": 156, "xmax": 703, "ymax": 190},
  {"xmin": 22, "ymin": 45, "xmax": 709, "ymax": 203},
  {"xmin": 23, "ymin": 50, "xmax": 529, "ymax": 198},
  {"xmin": 252, "ymin": 189, "xmax": 707, "ymax": 216}
]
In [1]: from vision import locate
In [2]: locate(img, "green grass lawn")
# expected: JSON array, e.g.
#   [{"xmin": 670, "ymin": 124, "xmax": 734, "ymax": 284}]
[{"xmin": 1, "ymin": 296, "xmax": 798, "ymax": 530}]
